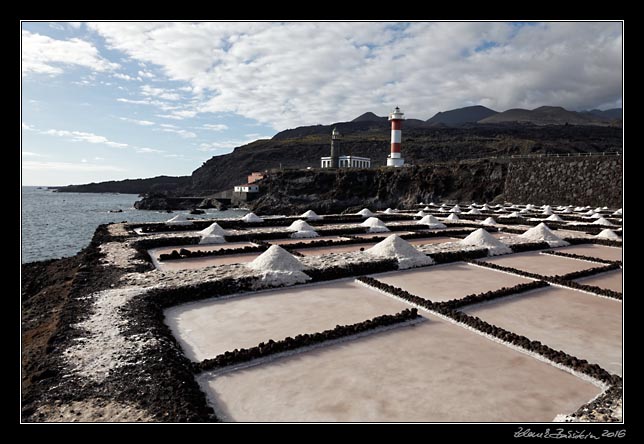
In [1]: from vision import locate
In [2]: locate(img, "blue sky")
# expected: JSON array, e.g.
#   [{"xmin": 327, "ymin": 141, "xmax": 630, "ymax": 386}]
[{"xmin": 21, "ymin": 21, "xmax": 622, "ymax": 186}]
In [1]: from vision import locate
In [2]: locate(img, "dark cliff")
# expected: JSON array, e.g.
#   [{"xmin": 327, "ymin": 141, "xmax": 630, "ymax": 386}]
[
  {"xmin": 250, "ymin": 155, "xmax": 623, "ymax": 215},
  {"xmin": 190, "ymin": 123, "xmax": 621, "ymax": 195}
]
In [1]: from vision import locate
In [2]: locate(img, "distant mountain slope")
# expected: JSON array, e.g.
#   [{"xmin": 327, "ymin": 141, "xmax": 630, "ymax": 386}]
[
  {"xmin": 352, "ymin": 112, "xmax": 387, "ymax": 122},
  {"xmin": 53, "ymin": 175, "xmax": 191, "ymax": 193},
  {"xmin": 426, "ymin": 105, "xmax": 498, "ymax": 126},
  {"xmin": 584, "ymin": 108, "xmax": 622, "ymax": 120},
  {"xmin": 479, "ymin": 106, "xmax": 611, "ymax": 126}
]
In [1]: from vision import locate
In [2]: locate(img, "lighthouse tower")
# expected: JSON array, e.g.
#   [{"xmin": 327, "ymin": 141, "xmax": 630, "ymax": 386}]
[{"xmin": 387, "ymin": 106, "xmax": 405, "ymax": 167}]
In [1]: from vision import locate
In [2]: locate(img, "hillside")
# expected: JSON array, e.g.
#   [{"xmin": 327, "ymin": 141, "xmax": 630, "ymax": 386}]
[
  {"xmin": 189, "ymin": 122, "xmax": 621, "ymax": 195},
  {"xmin": 426, "ymin": 105, "xmax": 498, "ymax": 126},
  {"xmin": 479, "ymin": 106, "xmax": 611, "ymax": 126},
  {"xmin": 55, "ymin": 105, "xmax": 623, "ymax": 198},
  {"xmin": 53, "ymin": 175, "xmax": 191, "ymax": 194}
]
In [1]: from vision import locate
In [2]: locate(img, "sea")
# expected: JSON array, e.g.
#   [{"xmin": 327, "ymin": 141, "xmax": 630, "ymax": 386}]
[{"xmin": 21, "ymin": 186, "xmax": 248, "ymax": 264}]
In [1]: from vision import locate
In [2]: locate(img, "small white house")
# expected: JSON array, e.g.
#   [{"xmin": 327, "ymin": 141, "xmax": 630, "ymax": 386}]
[
  {"xmin": 234, "ymin": 184, "xmax": 259, "ymax": 193},
  {"xmin": 321, "ymin": 155, "xmax": 371, "ymax": 169}
]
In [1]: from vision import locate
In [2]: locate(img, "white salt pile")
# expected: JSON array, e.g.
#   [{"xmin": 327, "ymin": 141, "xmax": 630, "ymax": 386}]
[
  {"xmin": 501, "ymin": 211, "xmax": 520, "ymax": 218},
  {"xmin": 450, "ymin": 205, "xmax": 462, "ymax": 213},
  {"xmin": 574, "ymin": 206, "xmax": 585, "ymax": 212},
  {"xmin": 366, "ymin": 234, "xmax": 434, "ymax": 269},
  {"xmin": 360, "ymin": 217, "xmax": 390, "ymax": 233},
  {"xmin": 415, "ymin": 210, "xmax": 427, "ymax": 217},
  {"xmin": 584, "ymin": 210, "xmax": 595, "ymax": 216},
  {"xmin": 589, "ymin": 213, "xmax": 602, "ymax": 219},
  {"xmin": 494, "ymin": 208, "xmax": 506, "ymax": 213},
  {"xmin": 594, "ymin": 207, "xmax": 603, "ymax": 213},
  {"xmin": 612, "ymin": 208, "xmax": 622, "ymax": 216},
  {"xmin": 542, "ymin": 206, "xmax": 553, "ymax": 215},
  {"xmin": 287, "ymin": 219, "xmax": 315, "ymax": 232},
  {"xmin": 519, "ymin": 223, "xmax": 569, "ymax": 247},
  {"xmin": 417, "ymin": 215, "xmax": 446, "ymax": 229},
  {"xmin": 459, "ymin": 228, "xmax": 511, "ymax": 256},
  {"xmin": 439, "ymin": 207, "xmax": 449, "ymax": 212},
  {"xmin": 525, "ymin": 204, "xmax": 535, "ymax": 210},
  {"xmin": 291, "ymin": 230, "xmax": 319, "ymax": 238},
  {"xmin": 383, "ymin": 208, "xmax": 395, "ymax": 214},
  {"xmin": 301, "ymin": 210, "xmax": 323, "ymax": 220},
  {"xmin": 592, "ymin": 217, "xmax": 615, "ymax": 226},
  {"xmin": 199, "ymin": 235, "xmax": 226, "ymax": 245},
  {"xmin": 356, "ymin": 208, "xmax": 375, "ymax": 217},
  {"xmin": 595, "ymin": 229, "xmax": 621, "ymax": 240},
  {"xmin": 423, "ymin": 206, "xmax": 431, "ymax": 211},
  {"xmin": 241, "ymin": 212, "xmax": 264, "ymax": 223},
  {"xmin": 198, "ymin": 223, "xmax": 229, "ymax": 244},
  {"xmin": 561, "ymin": 208, "xmax": 572, "ymax": 214},
  {"xmin": 247, "ymin": 245, "xmax": 310, "ymax": 285},
  {"xmin": 466, "ymin": 208, "xmax": 482, "ymax": 215},
  {"xmin": 545, "ymin": 214, "xmax": 563, "ymax": 222},
  {"xmin": 519, "ymin": 208, "xmax": 530, "ymax": 214},
  {"xmin": 166, "ymin": 214, "xmax": 192, "ymax": 226},
  {"xmin": 198, "ymin": 222, "xmax": 228, "ymax": 237},
  {"xmin": 481, "ymin": 217, "xmax": 498, "ymax": 226},
  {"xmin": 445, "ymin": 213, "xmax": 460, "ymax": 222},
  {"xmin": 481, "ymin": 204, "xmax": 491, "ymax": 211}
]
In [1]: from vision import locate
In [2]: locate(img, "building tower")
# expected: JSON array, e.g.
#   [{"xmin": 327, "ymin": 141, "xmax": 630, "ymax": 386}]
[
  {"xmin": 330, "ymin": 127, "xmax": 340, "ymax": 168},
  {"xmin": 387, "ymin": 106, "xmax": 405, "ymax": 167}
]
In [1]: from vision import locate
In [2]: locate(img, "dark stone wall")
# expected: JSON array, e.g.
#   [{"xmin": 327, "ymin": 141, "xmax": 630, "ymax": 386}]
[{"xmin": 503, "ymin": 156, "xmax": 622, "ymax": 207}]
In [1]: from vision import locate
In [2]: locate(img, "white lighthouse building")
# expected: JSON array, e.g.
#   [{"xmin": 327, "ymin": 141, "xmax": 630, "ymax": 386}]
[{"xmin": 387, "ymin": 106, "xmax": 405, "ymax": 167}]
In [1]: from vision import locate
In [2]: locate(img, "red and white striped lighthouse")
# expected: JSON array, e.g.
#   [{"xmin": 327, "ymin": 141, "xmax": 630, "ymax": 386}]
[{"xmin": 387, "ymin": 106, "xmax": 405, "ymax": 167}]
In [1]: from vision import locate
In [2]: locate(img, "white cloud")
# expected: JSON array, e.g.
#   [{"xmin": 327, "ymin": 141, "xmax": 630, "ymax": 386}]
[
  {"xmin": 203, "ymin": 123, "xmax": 229, "ymax": 132},
  {"xmin": 138, "ymin": 70, "xmax": 155, "ymax": 79},
  {"xmin": 141, "ymin": 84, "xmax": 181, "ymax": 101},
  {"xmin": 137, "ymin": 147, "xmax": 165, "ymax": 154},
  {"xmin": 160, "ymin": 127, "xmax": 196, "ymax": 138},
  {"xmin": 119, "ymin": 117, "xmax": 155, "ymax": 126},
  {"xmin": 22, "ymin": 122, "xmax": 34, "ymax": 131},
  {"xmin": 88, "ymin": 22, "xmax": 622, "ymax": 129},
  {"xmin": 43, "ymin": 129, "xmax": 129, "ymax": 148},
  {"xmin": 22, "ymin": 30, "xmax": 119, "ymax": 75},
  {"xmin": 116, "ymin": 97, "xmax": 179, "ymax": 111},
  {"xmin": 113, "ymin": 72, "xmax": 141, "ymax": 81},
  {"xmin": 163, "ymin": 153, "xmax": 185, "ymax": 158},
  {"xmin": 22, "ymin": 151, "xmax": 46, "ymax": 157},
  {"xmin": 22, "ymin": 160, "xmax": 125, "ymax": 172}
]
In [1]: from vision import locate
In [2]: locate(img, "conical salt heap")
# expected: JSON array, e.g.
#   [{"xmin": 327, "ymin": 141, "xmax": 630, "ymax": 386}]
[
  {"xmin": 198, "ymin": 222, "xmax": 228, "ymax": 244},
  {"xmin": 612, "ymin": 208, "xmax": 622, "ymax": 216},
  {"xmin": 415, "ymin": 210, "xmax": 427, "ymax": 217},
  {"xmin": 166, "ymin": 214, "xmax": 192, "ymax": 226},
  {"xmin": 360, "ymin": 217, "xmax": 390, "ymax": 233},
  {"xmin": 459, "ymin": 228, "xmax": 511, "ymax": 256},
  {"xmin": 481, "ymin": 217, "xmax": 498, "ymax": 226},
  {"xmin": 450, "ymin": 205, "xmax": 462, "ymax": 213},
  {"xmin": 501, "ymin": 211, "xmax": 520, "ymax": 218},
  {"xmin": 288, "ymin": 219, "xmax": 315, "ymax": 232},
  {"xmin": 592, "ymin": 217, "xmax": 615, "ymax": 226},
  {"xmin": 241, "ymin": 212, "xmax": 264, "ymax": 223},
  {"xmin": 366, "ymin": 234, "xmax": 434, "ymax": 269},
  {"xmin": 423, "ymin": 206, "xmax": 431, "ymax": 211},
  {"xmin": 481, "ymin": 204, "xmax": 491, "ymax": 211},
  {"xmin": 545, "ymin": 214, "xmax": 563, "ymax": 222},
  {"xmin": 247, "ymin": 245, "xmax": 310, "ymax": 284},
  {"xmin": 301, "ymin": 210, "xmax": 323, "ymax": 221},
  {"xmin": 417, "ymin": 214, "xmax": 446, "ymax": 229},
  {"xmin": 466, "ymin": 208, "xmax": 482, "ymax": 215},
  {"xmin": 595, "ymin": 229, "xmax": 620, "ymax": 240},
  {"xmin": 445, "ymin": 213, "xmax": 460, "ymax": 221},
  {"xmin": 542, "ymin": 206, "xmax": 553, "ymax": 216},
  {"xmin": 519, "ymin": 223, "xmax": 569, "ymax": 247},
  {"xmin": 356, "ymin": 208, "xmax": 375, "ymax": 217},
  {"xmin": 383, "ymin": 208, "xmax": 395, "ymax": 214}
]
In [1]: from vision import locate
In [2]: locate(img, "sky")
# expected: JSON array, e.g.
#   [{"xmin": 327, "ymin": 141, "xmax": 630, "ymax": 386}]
[{"xmin": 21, "ymin": 21, "xmax": 623, "ymax": 186}]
